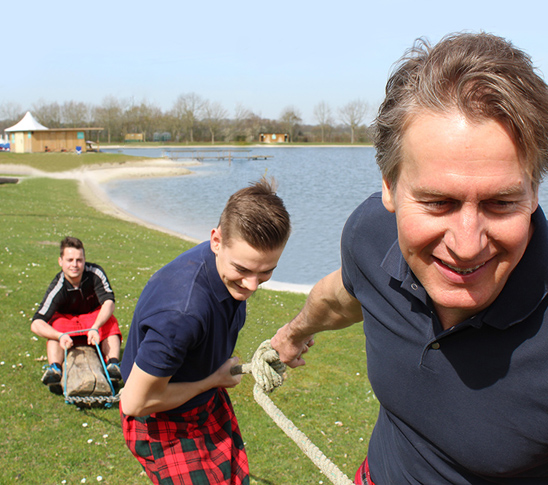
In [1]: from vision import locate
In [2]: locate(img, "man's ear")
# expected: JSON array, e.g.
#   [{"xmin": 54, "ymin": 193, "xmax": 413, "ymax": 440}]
[
  {"xmin": 210, "ymin": 227, "xmax": 222, "ymax": 254},
  {"xmin": 58, "ymin": 256, "xmax": 63, "ymax": 267},
  {"xmin": 382, "ymin": 177, "xmax": 396, "ymax": 213}
]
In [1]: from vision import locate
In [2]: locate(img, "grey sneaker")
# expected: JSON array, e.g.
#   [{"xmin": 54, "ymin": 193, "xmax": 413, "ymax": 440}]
[{"xmin": 41, "ymin": 363, "xmax": 62, "ymax": 385}]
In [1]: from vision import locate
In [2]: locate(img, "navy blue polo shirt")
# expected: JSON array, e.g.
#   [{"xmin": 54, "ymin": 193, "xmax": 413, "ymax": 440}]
[
  {"xmin": 342, "ymin": 193, "xmax": 548, "ymax": 484},
  {"xmin": 121, "ymin": 241, "xmax": 246, "ymax": 413}
]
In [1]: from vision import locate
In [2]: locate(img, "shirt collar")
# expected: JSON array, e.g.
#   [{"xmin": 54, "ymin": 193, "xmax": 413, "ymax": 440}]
[
  {"xmin": 381, "ymin": 207, "xmax": 548, "ymax": 329},
  {"xmin": 201, "ymin": 241, "xmax": 234, "ymax": 303},
  {"xmin": 483, "ymin": 206, "xmax": 548, "ymax": 329}
]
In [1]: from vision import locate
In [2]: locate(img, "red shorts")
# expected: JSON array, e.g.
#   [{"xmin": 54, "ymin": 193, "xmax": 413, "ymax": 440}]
[
  {"xmin": 121, "ymin": 388, "xmax": 249, "ymax": 485},
  {"xmin": 355, "ymin": 457, "xmax": 375, "ymax": 485},
  {"xmin": 50, "ymin": 308, "xmax": 121, "ymax": 342}
]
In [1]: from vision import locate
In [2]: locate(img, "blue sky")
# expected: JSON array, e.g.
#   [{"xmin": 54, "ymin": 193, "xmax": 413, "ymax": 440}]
[{"xmin": 2, "ymin": 0, "xmax": 547, "ymax": 124}]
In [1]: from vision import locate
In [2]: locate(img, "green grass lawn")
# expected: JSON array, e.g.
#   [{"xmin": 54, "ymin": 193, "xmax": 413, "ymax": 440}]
[{"xmin": 0, "ymin": 157, "xmax": 378, "ymax": 484}]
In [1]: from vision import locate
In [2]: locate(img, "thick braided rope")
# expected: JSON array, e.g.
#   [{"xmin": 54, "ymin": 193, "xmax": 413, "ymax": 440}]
[{"xmin": 238, "ymin": 340, "xmax": 354, "ymax": 485}]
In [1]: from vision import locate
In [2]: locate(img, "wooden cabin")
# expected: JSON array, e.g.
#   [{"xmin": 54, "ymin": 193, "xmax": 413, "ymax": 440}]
[
  {"xmin": 259, "ymin": 133, "xmax": 288, "ymax": 143},
  {"xmin": 124, "ymin": 133, "xmax": 144, "ymax": 142},
  {"xmin": 4, "ymin": 112, "xmax": 103, "ymax": 153}
]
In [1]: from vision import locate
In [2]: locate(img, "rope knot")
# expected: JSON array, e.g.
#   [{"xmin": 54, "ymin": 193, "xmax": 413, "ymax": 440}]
[{"xmin": 247, "ymin": 339, "xmax": 286, "ymax": 393}]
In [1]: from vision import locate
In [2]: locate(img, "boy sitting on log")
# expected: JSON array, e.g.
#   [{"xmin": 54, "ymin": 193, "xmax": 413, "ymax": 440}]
[{"xmin": 31, "ymin": 236, "xmax": 122, "ymax": 389}]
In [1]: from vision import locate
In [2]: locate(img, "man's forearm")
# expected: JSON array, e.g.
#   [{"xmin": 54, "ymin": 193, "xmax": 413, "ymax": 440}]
[
  {"xmin": 271, "ymin": 269, "xmax": 363, "ymax": 366},
  {"xmin": 30, "ymin": 318, "xmax": 61, "ymax": 341},
  {"xmin": 92, "ymin": 300, "xmax": 115, "ymax": 329}
]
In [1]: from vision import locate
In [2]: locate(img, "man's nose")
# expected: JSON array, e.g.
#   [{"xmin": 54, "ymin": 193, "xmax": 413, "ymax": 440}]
[{"xmin": 444, "ymin": 207, "xmax": 488, "ymax": 260}]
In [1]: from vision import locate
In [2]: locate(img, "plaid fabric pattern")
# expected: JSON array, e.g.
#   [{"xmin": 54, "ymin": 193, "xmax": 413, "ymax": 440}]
[
  {"xmin": 121, "ymin": 388, "xmax": 249, "ymax": 485},
  {"xmin": 354, "ymin": 457, "xmax": 375, "ymax": 485}
]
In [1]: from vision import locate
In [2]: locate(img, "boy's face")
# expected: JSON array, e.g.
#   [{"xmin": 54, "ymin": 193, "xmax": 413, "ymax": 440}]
[
  {"xmin": 210, "ymin": 228, "xmax": 284, "ymax": 301},
  {"xmin": 59, "ymin": 247, "xmax": 86, "ymax": 286}
]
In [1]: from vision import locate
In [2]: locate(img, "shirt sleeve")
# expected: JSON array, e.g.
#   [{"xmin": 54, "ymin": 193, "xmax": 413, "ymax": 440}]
[
  {"xmin": 33, "ymin": 273, "xmax": 64, "ymax": 323},
  {"xmin": 88, "ymin": 264, "xmax": 115, "ymax": 304},
  {"xmin": 341, "ymin": 204, "xmax": 362, "ymax": 299},
  {"xmin": 134, "ymin": 310, "xmax": 205, "ymax": 378}
]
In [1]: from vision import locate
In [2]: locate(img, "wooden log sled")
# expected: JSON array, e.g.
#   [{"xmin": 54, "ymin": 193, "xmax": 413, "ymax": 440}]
[
  {"xmin": 53, "ymin": 339, "xmax": 121, "ymax": 407},
  {"xmin": 65, "ymin": 345, "xmax": 112, "ymax": 398}
]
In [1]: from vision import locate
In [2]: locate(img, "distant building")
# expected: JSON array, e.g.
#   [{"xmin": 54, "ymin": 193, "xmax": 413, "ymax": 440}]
[
  {"xmin": 260, "ymin": 133, "xmax": 288, "ymax": 143},
  {"xmin": 153, "ymin": 132, "xmax": 172, "ymax": 142},
  {"xmin": 4, "ymin": 112, "xmax": 103, "ymax": 153},
  {"xmin": 124, "ymin": 133, "xmax": 144, "ymax": 142}
]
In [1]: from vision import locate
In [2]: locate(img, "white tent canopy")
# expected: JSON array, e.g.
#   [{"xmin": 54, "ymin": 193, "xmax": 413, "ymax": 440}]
[{"xmin": 5, "ymin": 111, "xmax": 48, "ymax": 132}]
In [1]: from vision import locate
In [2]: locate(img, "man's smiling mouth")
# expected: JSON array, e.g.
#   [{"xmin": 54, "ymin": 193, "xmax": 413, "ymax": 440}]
[{"xmin": 441, "ymin": 261, "xmax": 486, "ymax": 275}]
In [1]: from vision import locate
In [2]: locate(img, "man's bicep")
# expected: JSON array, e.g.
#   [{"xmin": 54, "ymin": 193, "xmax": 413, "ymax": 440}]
[
  {"xmin": 309, "ymin": 269, "xmax": 362, "ymax": 329},
  {"xmin": 121, "ymin": 362, "xmax": 171, "ymax": 415},
  {"xmin": 329, "ymin": 268, "xmax": 363, "ymax": 324},
  {"xmin": 129, "ymin": 363, "xmax": 170, "ymax": 392}
]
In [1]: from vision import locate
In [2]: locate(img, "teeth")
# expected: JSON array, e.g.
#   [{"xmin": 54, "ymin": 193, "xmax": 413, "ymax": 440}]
[{"xmin": 443, "ymin": 261, "xmax": 485, "ymax": 274}]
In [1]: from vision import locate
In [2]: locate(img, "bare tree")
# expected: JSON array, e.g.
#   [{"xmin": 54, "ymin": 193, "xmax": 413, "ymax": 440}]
[
  {"xmin": 61, "ymin": 101, "xmax": 92, "ymax": 127},
  {"xmin": 123, "ymin": 100, "xmax": 162, "ymax": 142},
  {"xmin": 203, "ymin": 100, "xmax": 227, "ymax": 144},
  {"xmin": 94, "ymin": 96, "xmax": 126, "ymax": 143},
  {"xmin": 279, "ymin": 106, "xmax": 302, "ymax": 142},
  {"xmin": 0, "ymin": 102, "xmax": 23, "ymax": 122},
  {"xmin": 339, "ymin": 99, "xmax": 369, "ymax": 144},
  {"xmin": 313, "ymin": 101, "xmax": 333, "ymax": 143},
  {"xmin": 32, "ymin": 100, "xmax": 62, "ymax": 128},
  {"xmin": 231, "ymin": 103, "xmax": 252, "ymax": 142},
  {"xmin": 172, "ymin": 93, "xmax": 204, "ymax": 143}
]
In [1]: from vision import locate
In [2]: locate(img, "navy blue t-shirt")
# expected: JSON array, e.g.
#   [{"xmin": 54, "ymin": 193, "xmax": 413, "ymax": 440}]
[
  {"xmin": 121, "ymin": 241, "xmax": 246, "ymax": 413},
  {"xmin": 342, "ymin": 193, "xmax": 548, "ymax": 484}
]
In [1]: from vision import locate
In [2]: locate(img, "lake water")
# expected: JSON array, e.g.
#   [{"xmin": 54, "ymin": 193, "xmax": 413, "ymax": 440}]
[{"xmin": 102, "ymin": 146, "xmax": 548, "ymax": 289}]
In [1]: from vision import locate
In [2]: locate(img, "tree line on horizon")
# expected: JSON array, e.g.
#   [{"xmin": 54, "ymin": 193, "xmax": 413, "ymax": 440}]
[{"xmin": 0, "ymin": 94, "xmax": 373, "ymax": 145}]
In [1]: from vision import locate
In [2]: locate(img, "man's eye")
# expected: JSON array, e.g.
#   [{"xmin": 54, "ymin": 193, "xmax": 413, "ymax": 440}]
[
  {"xmin": 423, "ymin": 200, "xmax": 452, "ymax": 210},
  {"xmin": 487, "ymin": 200, "xmax": 517, "ymax": 212}
]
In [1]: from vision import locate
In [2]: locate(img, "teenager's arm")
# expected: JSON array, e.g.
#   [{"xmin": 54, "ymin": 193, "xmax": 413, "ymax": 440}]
[
  {"xmin": 121, "ymin": 357, "xmax": 242, "ymax": 417},
  {"xmin": 87, "ymin": 300, "xmax": 115, "ymax": 345}
]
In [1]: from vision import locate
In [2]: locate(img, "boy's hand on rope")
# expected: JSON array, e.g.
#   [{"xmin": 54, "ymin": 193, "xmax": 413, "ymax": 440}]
[
  {"xmin": 212, "ymin": 356, "xmax": 243, "ymax": 389},
  {"xmin": 87, "ymin": 328, "xmax": 100, "ymax": 346},
  {"xmin": 59, "ymin": 333, "xmax": 74, "ymax": 350}
]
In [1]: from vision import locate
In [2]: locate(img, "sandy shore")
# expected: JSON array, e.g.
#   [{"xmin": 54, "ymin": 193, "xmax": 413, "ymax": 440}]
[
  {"xmin": 0, "ymin": 160, "xmax": 312, "ymax": 294},
  {"xmin": 0, "ymin": 159, "xmax": 204, "ymax": 243}
]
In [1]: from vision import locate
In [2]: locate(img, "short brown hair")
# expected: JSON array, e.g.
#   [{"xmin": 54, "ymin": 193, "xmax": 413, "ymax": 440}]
[
  {"xmin": 375, "ymin": 32, "xmax": 548, "ymax": 189},
  {"xmin": 60, "ymin": 236, "xmax": 85, "ymax": 257},
  {"xmin": 218, "ymin": 177, "xmax": 291, "ymax": 251}
]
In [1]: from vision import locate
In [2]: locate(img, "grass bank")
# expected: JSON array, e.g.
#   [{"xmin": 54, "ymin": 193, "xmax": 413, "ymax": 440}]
[{"xmin": 0, "ymin": 156, "xmax": 377, "ymax": 484}]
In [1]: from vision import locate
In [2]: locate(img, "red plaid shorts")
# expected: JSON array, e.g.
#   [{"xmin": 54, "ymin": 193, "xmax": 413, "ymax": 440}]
[{"xmin": 121, "ymin": 388, "xmax": 249, "ymax": 485}]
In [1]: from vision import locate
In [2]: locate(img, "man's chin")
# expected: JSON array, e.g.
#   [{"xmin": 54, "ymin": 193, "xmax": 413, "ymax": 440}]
[{"xmin": 230, "ymin": 286, "xmax": 253, "ymax": 301}]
